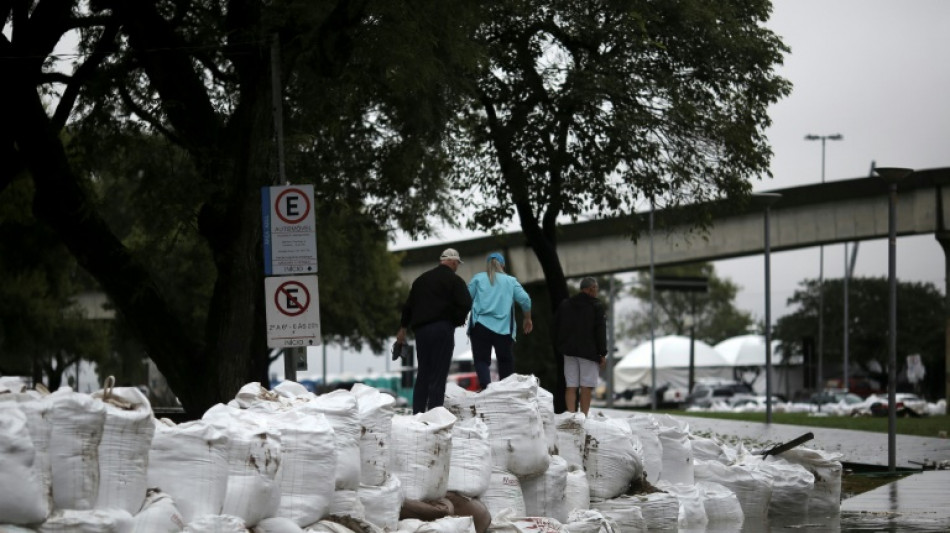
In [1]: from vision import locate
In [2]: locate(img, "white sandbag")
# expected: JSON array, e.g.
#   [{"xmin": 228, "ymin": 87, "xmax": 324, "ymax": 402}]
[
  {"xmin": 0, "ymin": 391, "xmax": 54, "ymax": 514},
  {"xmin": 233, "ymin": 382, "xmax": 289, "ymax": 411},
  {"xmin": 358, "ymin": 475, "xmax": 403, "ymax": 531},
  {"xmin": 396, "ymin": 516, "xmax": 475, "ymax": 533},
  {"xmin": 481, "ymin": 468, "xmax": 526, "ymax": 521},
  {"xmin": 562, "ymin": 509, "xmax": 618, "ymax": 533},
  {"xmin": 564, "ymin": 465, "xmax": 590, "ymax": 514},
  {"xmin": 306, "ymin": 520, "xmax": 357, "ymax": 533},
  {"xmin": 520, "ymin": 455, "xmax": 568, "ymax": 523},
  {"xmin": 488, "ymin": 509, "xmax": 563, "ymax": 532},
  {"xmin": 310, "ymin": 390, "xmax": 362, "ymax": 490},
  {"xmin": 0, "ymin": 405, "xmax": 49, "ymax": 524},
  {"xmin": 688, "ymin": 434, "xmax": 729, "ymax": 464},
  {"xmin": 553, "ymin": 411, "xmax": 586, "ymax": 468},
  {"xmin": 778, "ymin": 447, "xmax": 843, "ymax": 516},
  {"xmin": 273, "ymin": 381, "xmax": 311, "ymax": 399},
  {"xmin": 389, "ymin": 407, "xmax": 456, "ymax": 501},
  {"xmin": 268, "ymin": 407, "xmax": 337, "ymax": 526},
  {"xmin": 655, "ymin": 415, "xmax": 693, "ymax": 485},
  {"xmin": 442, "ymin": 383, "xmax": 479, "ymax": 422},
  {"xmin": 752, "ymin": 455, "xmax": 815, "ymax": 517},
  {"xmin": 447, "ymin": 417, "xmax": 492, "ymax": 497},
  {"xmin": 38, "ymin": 508, "xmax": 133, "ymax": 532},
  {"xmin": 146, "ymin": 419, "xmax": 229, "ymax": 524},
  {"xmin": 48, "ymin": 389, "xmax": 107, "ymax": 510},
  {"xmin": 308, "ymin": 518, "xmax": 383, "ymax": 533},
  {"xmin": 329, "ymin": 489, "xmax": 364, "ymax": 519},
  {"xmin": 182, "ymin": 514, "xmax": 246, "ymax": 533},
  {"xmin": 202, "ymin": 404, "xmax": 282, "ymax": 526},
  {"xmin": 351, "ymin": 383, "xmax": 395, "ymax": 487},
  {"xmin": 695, "ymin": 480, "xmax": 744, "ymax": 525},
  {"xmin": 535, "ymin": 387, "xmax": 557, "ymax": 455},
  {"xmin": 583, "ymin": 415, "xmax": 642, "ymax": 500},
  {"xmin": 623, "ymin": 414, "xmax": 662, "ymax": 485},
  {"xmin": 588, "ymin": 497, "xmax": 645, "ymax": 532},
  {"xmin": 694, "ymin": 459, "xmax": 772, "ymax": 519},
  {"xmin": 655, "ymin": 480, "xmax": 708, "ymax": 528},
  {"xmin": 92, "ymin": 383, "xmax": 155, "ymax": 514},
  {"xmin": 475, "ymin": 374, "xmax": 550, "ymax": 477},
  {"xmin": 130, "ymin": 490, "xmax": 185, "ymax": 532},
  {"xmin": 253, "ymin": 517, "xmax": 305, "ymax": 533}
]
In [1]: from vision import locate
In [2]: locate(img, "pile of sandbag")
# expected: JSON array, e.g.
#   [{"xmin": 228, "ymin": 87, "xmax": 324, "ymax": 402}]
[{"xmin": 0, "ymin": 372, "xmax": 843, "ymax": 532}]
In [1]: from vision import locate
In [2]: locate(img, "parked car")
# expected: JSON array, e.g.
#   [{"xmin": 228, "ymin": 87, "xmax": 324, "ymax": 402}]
[
  {"xmin": 867, "ymin": 393, "xmax": 927, "ymax": 417},
  {"xmin": 810, "ymin": 390, "xmax": 864, "ymax": 407},
  {"xmin": 728, "ymin": 395, "xmax": 785, "ymax": 412},
  {"xmin": 685, "ymin": 381, "xmax": 753, "ymax": 408}
]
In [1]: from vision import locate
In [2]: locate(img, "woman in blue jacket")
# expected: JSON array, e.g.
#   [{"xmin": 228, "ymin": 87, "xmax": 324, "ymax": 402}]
[{"xmin": 467, "ymin": 252, "xmax": 533, "ymax": 389}]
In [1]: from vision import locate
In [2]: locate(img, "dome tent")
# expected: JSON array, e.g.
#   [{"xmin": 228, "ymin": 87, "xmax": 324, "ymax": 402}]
[
  {"xmin": 613, "ymin": 335, "xmax": 733, "ymax": 393},
  {"xmin": 714, "ymin": 334, "xmax": 783, "ymax": 367}
]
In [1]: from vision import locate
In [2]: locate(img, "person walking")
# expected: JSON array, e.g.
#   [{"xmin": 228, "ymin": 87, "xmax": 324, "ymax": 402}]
[
  {"xmin": 396, "ymin": 248, "xmax": 472, "ymax": 414},
  {"xmin": 555, "ymin": 277, "xmax": 607, "ymax": 416},
  {"xmin": 467, "ymin": 252, "xmax": 533, "ymax": 390}
]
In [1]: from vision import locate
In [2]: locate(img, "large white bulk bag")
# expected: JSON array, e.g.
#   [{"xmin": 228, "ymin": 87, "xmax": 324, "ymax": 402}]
[
  {"xmin": 751, "ymin": 455, "xmax": 815, "ymax": 517},
  {"xmin": 147, "ymin": 419, "xmax": 229, "ymax": 524},
  {"xmin": 232, "ymin": 382, "xmax": 289, "ymax": 411},
  {"xmin": 48, "ymin": 388, "xmax": 106, "ymax": 510},
  {"xmin": 520, "ymin": 454, "xmax": 568, "ymax": 523},
  {"xmin": 267, "ymin": 407, "xmax": 337, "ymax": 526},
  {"xmin": 563, "ymin": 509, "xmax": 618, "ymax": 533},
  {"xmin": 583, "ymin": 415, "xmax": 642, "ymax": 500},
  {"xmin": 535, "ymin": 387, "xmax": 557, "ymax": 455},
  {"xmin": 38, "ymin": 508, "xmax": 133, "ymax": 532},
  {"xmin": 588, "ymin": 497, "xmax": 646, "ymax": 532},
  {"xmin": 396, "ymin": 516, "xmax": 475, "ymax": 533},
  {"xmin": 310, "ymin": 390, "xmax": 362, "ymax": 490},
  {"xmin": 655, "ymin": 414, "xmax": 693, "ymax": 485},
  {"xmin": 182, "ymin": 514, "xmax": 246, "ymax": 532},
  {"xmin": 0, "ymin": 405, "xmax": 49, "ymax": 524},
  {"xmin": 253, "ymin": 517, "xmax": 305, "ymax": 533},
  {"xmin": 553, "ymin": 411, "xmax": 586, "ymax": 468},
  {"xmin": 92, "ymin": 383, "xmax": 155, "ymax": 514},
  {"xmin": 695, "ymin": 480, "xmax": 744, "ymax": 525},
  {"xmin": 694, "ymin": 459, "xmax": 772, "ymax": 519},
  {"xmin": 475, "ymin": 375, "xmax": 549, "ymax": 477},
  {"xmin": 480, "ymin": 468, "xmax": 525, "ymax": 521},
  {"xmin": 351, "ymin": 383, "xmax": 395, "ymax": 487},
  {"xmin": 0, "ymin": 390, "xmax": 54, "ymax": 514},
  {"xmin": 688, "ymin": 434, "xmax": 730, "ymax": 464},
  {"xmin": 130, "ymin": 490, "xmax": 185, "ymax": 532},
  {"xmin": 202, "ymin": 404, "xmax": 282, "ymax": 526},
  {"xmin": 442, "ymin": 382, "xmax": 479, "ymax": 422},
  {"xmin": 358, "ymin": 475, "xmax": 403, "ymax": 531},
  {"xmin": 487, "ymin": 510, "xmax": 563, "ymax": 532},
  {"xmin": 390, "ymin": 407, "xmax": 456, "ymax": 501},
  {"xmin": 623, "ymin": 414, "xmax": 662, "ymax": 485},
  {"xmin": 655, "ymin": 480, "xmax": 708, "ymax": 528},
  {"xmin": 329, "ymin": 489, "xmax": 365, "ymax": 519},
  {"xmin": 564, "ymin": 465, "xmax": 590, "ymax": 515},
  {"xmin": 778, "ymin": 447, "xmax": 843, "ymax": 517},
  {"xmin": 447, "ymin": 417, "xmax": 491, "ymax": 497}
]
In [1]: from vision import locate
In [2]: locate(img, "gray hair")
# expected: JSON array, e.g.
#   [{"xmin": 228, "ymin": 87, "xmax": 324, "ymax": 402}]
[{"xmin": 580, "ymin": 277, "xmax": 598, "ymax": 290}]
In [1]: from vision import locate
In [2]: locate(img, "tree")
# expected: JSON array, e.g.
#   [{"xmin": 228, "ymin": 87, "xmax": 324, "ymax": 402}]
[
  {"xmin": 450, "ymin": 0, "xmax": 790, "ymax": 410},
  {"xmin": 623, "ymin": 263, "xmax": 754, "ymax": 344},
  {"xmin": 773, "ymin": 277, "xmax": 945, "ymax": 400},
  {"xmin": 2, "ymin": 1, "xmax": 480, "ymax": 415}
]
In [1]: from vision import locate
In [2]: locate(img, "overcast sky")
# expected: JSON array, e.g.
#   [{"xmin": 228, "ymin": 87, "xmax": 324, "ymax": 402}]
[{"xmin": 295, "ymin": 0, "xmax": 950, "ymax": 379}]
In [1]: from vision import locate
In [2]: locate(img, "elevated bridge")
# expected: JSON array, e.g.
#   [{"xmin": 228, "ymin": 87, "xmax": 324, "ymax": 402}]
[{"xmin": 395, "ymin": 166, "xmax": 950, "ymax": 287}]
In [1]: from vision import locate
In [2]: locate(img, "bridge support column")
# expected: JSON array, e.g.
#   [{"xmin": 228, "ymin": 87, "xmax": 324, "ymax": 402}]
[{"xmin": 936, "ymin": 230, "xmax": 950, "ymax": 407}]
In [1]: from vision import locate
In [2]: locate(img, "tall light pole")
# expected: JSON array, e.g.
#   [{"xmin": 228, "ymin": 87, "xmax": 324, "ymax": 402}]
[
  {"xmin": 875, "ymin": 167, "xmax": 913, "ymax": 473},
  {"xmin": 754, "ymin": 192, "xmax": 781, "ymax": 424},
  {"xmin": 804, "ymin": 133, "xmax": 843, "ymax": 392}
]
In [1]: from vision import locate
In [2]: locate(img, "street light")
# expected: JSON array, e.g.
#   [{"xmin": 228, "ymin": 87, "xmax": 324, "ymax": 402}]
[
  {"xmin": 804, "ymin": 133, "xmax": 843, "ymax": 393},
  {"xmin": 874, "ymin": 167, "xmax": 913, "ymax": 473},
  {"xmin": 753, "ymin": 192, "xmax": 781, "ymax": 424}
]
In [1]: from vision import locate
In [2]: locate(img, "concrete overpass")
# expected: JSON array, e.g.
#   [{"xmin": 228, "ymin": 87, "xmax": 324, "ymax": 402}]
[{"xmin": 395, "ymin": 166, "xmax": 950, "ymax": 287}]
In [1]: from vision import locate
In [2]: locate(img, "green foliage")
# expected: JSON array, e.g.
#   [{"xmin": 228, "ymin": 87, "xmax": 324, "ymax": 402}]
[
  {"xmin": 773, "ymin": 277, "xmax": 945, "ymax": 399},
  {"xmin": 623, "ymin": 263, "xmax": 754, "ymax": 344}
]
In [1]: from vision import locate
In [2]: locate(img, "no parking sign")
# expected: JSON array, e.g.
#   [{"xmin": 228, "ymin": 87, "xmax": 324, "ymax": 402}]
[
  {"xmin": 261, "ymin": 185, "xmax": 318, "ymax": 275},
  {"xmin": 264, "ymin": 275, "xmax": 322, "ymax": 348}
]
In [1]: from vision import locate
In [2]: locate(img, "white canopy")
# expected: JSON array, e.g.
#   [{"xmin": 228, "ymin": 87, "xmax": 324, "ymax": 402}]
[
  {"xmin": 613, "ymin": 335, "xmax": 733, "ymax": 392},
  {"xmin": 714, "ymin": 334, "xmax": 783, "ymax": 366}
]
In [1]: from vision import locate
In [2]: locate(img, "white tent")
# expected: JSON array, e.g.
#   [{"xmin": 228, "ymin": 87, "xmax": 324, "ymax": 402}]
[
  {"xmin": 613, "ymin": 335, "xmax": 733, "ymax": 393},
  {"xmin": 714, "ymin": 334, "xmax": 781, "ymax": 366}
]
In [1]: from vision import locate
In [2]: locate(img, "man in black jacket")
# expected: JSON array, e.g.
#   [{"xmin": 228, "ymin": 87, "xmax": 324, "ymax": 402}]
[
  {"xmin": 555, "ymin": 277, "xmax": 607, "ymax": 415},
  {"xmin": 396, "ymin": 248, "xmax": 472, "ymax": 413}
]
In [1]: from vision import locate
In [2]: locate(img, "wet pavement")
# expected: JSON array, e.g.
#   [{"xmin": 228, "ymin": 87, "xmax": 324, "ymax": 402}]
[{"xmin": 593, "ymin": 408, "xmax": 950, "ymax": 532}]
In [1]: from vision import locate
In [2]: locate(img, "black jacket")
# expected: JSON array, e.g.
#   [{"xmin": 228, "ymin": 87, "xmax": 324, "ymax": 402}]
[
  {"xmin": 554, "ymin": 292, "xmax": 607, "ymax": 362},
  {"xmin": 400, "ymin": 264, "xmax": 472, "ymax": 330}
]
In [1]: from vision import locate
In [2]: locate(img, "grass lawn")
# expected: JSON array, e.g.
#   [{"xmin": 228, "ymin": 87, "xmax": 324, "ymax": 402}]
[{"xmin": 658, "ymin": 410, "xmax": 950, "ymax": 438}]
